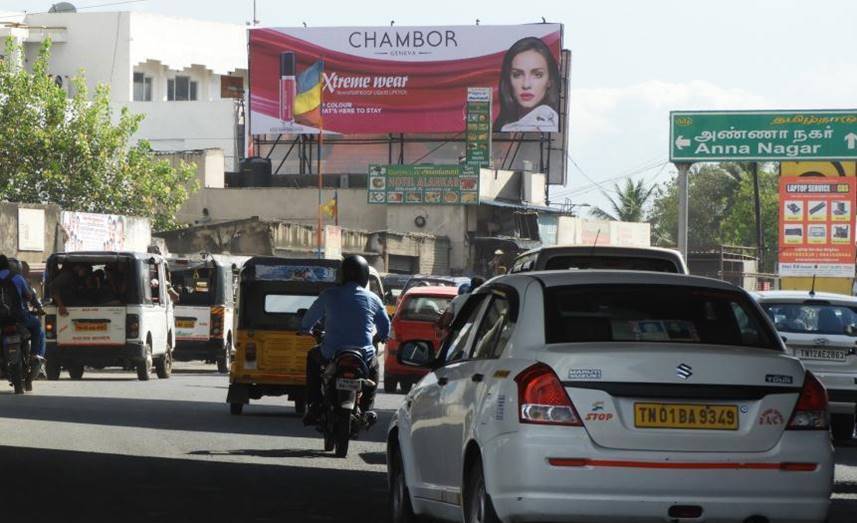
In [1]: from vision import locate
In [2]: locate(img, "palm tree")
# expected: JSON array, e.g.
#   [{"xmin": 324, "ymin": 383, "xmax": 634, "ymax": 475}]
[{"xmin": 590, "ymin": 178, "xmax": 656, "ymax": 222}]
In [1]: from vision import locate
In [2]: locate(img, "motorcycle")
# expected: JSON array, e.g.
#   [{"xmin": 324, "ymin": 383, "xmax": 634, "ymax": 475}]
[
  {"xmin": 317, "ymin": 348, "xmax": 377, "ymax": 458},
  {"xmin": 0, "ymin": 320, "xmax": 34, "ymax": 394}
]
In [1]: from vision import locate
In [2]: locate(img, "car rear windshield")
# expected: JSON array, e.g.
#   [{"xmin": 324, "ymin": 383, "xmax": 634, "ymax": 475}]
[
  {"xmin": 544, "ymin": 255, "xmax": 680, "ymax": 273},
  {"xmin": 398, "ymin": 296, "xmax": 453, "ymax": 323},
  {"xmin": 544, "ymin": 284, "xmax": 777, "ymax": 349},
  {"xmin": 171, "ymin": 268, "xmax": 216, "ymax": 306},
  {"xmin": 760, "ymin": 301, "xmax": 857, "ymax": 335}
]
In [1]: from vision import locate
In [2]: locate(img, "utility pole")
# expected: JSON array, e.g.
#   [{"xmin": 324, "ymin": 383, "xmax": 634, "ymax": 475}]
[{"xmin": 751, "ymin": 162, "xmax": 764, "ymax": 270}]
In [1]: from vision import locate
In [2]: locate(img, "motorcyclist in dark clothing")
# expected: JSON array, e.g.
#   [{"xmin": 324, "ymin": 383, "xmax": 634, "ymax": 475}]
[{"xmin": 300, "ymin": 255, "xmax": 390, "ymax": 425}]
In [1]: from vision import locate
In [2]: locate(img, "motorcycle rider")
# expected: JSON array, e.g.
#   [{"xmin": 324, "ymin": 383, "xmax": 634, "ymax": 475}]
[
  {"xmin": 0, "ymin": 255, "xmax": 46, "ymax": 374},
  {"xmin": 300, "ymin": 255, "xmax": 390, "ymax": 425}
]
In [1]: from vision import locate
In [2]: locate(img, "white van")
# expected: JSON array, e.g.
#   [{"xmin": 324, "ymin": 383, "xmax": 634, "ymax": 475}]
[
  {"xmin": 168, "ymin": 254, "xmax": 245, "ymax": 373},
  {"xmin": 43, "ymin": 252, "xmax": 175, "ymax": 381}
]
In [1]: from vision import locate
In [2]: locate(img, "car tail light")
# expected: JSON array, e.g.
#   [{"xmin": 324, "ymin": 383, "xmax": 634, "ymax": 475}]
[
  {"xmin": 210, "ymin": 307, "xmax": 224, "ymax": 337},
  {"xmin": 45, "ymin": 315, "xmax": 56, "ymax": 339},
  {"xmin": 787, "ymin": 371, "xmax": 829, "ymax": 430},
  {"xmin": 126, "ymin": 314, "xmax": 140, "ymax": 339},
  {"xmin": 515, "ymin": 362, "xmax": 582, "ymax": 426},
  {"xmin": 245, "ymin": 339, "xmax": 257, "ymax": 362}
]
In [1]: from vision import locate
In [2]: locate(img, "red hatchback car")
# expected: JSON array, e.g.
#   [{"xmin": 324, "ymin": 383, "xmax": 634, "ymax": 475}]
[{"xmin": 384, "ymin": 286, "xmax": 458, "ymax": 393}]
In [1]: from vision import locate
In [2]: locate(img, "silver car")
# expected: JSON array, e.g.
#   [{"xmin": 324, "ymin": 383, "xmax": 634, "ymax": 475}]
[{"xmin": 755, "ymin": 290, "xmax": 857, "ymax": 441}]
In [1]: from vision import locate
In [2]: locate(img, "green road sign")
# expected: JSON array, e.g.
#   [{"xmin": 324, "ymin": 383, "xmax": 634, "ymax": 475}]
[
  {"xmin": 670, "ymin": 110, "xmax": 857, "ymax": 162},
  {"xmin": 466, "ymin": 87, "xmax": 492, "ymax": 167}
]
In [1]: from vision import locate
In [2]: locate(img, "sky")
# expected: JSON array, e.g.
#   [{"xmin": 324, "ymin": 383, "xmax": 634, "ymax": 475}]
[{"xmin": 3, "ymin": 0, "xmax": 857, "ymax": 213}]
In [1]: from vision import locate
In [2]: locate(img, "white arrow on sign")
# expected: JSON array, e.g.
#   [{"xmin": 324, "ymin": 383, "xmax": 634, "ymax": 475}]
[
  {"xmin": 675, "ymin": 135, "xmax": 691, "ymax": 150},
  {"xmin": 845, "ymin": 132, "xmax": 857, "ymax": 150}
]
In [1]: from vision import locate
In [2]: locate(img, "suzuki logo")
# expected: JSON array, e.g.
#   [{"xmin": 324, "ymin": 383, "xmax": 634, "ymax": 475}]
[
  {"xmin": 813, "ymin": 338, "xmax": 830, "ymax": 346},
  {"xmin": 676, "ymin": 363, "xmax": 693, "ymax": 380}
]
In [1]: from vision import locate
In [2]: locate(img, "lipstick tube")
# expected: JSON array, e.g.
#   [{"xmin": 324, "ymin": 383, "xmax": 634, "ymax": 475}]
[{"xmin": 279, "ymin": 52, "xmax": 296, "ymax": 123}]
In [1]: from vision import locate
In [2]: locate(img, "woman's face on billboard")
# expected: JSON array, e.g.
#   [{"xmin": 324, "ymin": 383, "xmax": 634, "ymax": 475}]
[{"xmin": 510, "ymin": 49, "xmax": 549, "ymax": 109}]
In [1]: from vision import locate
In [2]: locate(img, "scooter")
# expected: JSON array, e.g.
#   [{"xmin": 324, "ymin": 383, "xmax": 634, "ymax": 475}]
[{"xmin": 0, "ymin": 321, "xmax": 34, "ymax": 394}]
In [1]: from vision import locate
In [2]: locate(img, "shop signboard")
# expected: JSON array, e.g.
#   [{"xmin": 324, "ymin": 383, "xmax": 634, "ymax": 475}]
[
  {"xmin": 466, "ymin": 87, "xmax": 492, "ymax": 166},
  {"xmin": 367, "ymin": 164, "xmax": 479, "ymax": 205},
  {"xmin": 778, "ymin": 176, "xmax": 856, "ymax": 278}
]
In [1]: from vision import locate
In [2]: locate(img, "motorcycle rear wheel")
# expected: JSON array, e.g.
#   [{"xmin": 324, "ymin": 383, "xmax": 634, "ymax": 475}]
[
  {"xmin": 10, "ymin": 360, "xmax": 24, "ymax": 394},
  {"xmin": 334, "ymin": 409, "xmax": 351, "ymax": 458}
]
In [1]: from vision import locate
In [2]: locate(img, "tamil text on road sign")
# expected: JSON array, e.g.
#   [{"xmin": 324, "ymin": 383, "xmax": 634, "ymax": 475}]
[
  {"xmin": 670, "ymin": 111, "xmax": 857, "ymax": 162},
  {"xmin": 778, "ymin": 176, "xmax": 856, "ymax": 278}
]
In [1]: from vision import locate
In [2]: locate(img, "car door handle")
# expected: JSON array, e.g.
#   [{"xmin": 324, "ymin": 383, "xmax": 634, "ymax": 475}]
[
  {"xmin": 471, "ymin": 373, "xmax": 484, "ymax": 383},
  {"xmin": 437, "ymin": 377, "xmax": 448, "ymax": 386}
]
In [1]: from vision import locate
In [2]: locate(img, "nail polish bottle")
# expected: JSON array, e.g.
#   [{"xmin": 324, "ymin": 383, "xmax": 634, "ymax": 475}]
[{"xmin": 279, "ymin": 52, "xmax": 296, "ymax": 123}]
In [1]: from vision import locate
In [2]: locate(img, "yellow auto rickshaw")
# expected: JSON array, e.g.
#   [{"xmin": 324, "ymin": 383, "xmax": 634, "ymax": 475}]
[{"xmin": 226, "ymin": 256, "xmax": 384, "ymax": 415}]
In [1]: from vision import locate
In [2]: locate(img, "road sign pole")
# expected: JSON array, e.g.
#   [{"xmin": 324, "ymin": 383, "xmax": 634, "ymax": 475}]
[
  {"xmin": 677, "ymin": 163, "xmax": 690, "ymax": 262},
  {"xmin": 751, "ymin": 162, "xmax": 764, "ymax": 270}
]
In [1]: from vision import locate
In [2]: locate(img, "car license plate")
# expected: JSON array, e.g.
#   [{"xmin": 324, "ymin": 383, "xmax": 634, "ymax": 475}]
[
  {"xmin": 176, "ymin": 319, "xmax": 196, "ymax": 329},
  {"xmin": 75, "ymin": 322, "xmax": 108, "ymax": 332},
  {"xmin": 336, "ymin": 378, "xmax": 361, "ymax": 392},
  {"xmin": 797, "ymin": 348, "xmax": 847, "ymax": 362},
  {"xmin": 634, "ymin": 403, "xmax": 739, "ymax": 430}
]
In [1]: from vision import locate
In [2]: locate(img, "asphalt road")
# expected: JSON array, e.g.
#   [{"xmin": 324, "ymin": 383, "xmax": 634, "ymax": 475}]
[{"xmin": 0, "ymin": 362, "xmax": 854, "ymax": 523}]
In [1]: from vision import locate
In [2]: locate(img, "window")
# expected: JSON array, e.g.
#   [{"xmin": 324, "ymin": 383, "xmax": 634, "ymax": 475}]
[
  {"xmin": 133, "ymin": 72, "xmax": 152, "ymax": 101},
  {"xmin": 369, "ymin": 276, "xmax": 383, "ymax": 301},
  {"xmin": 442, "ymin": 294, "xmax": 488, "ymax": 364},
  {"xmin": 543, "ymin": 255, "xmax": 681, "ymax": 273},
  {"xmin": 147, "ymin": 263, "xmax": 160, "ymax": 304},
  {"xmin": 761, "ymin": 302, "xmax": 857, "ymax": 335},
  {"xmin": 170, "ymin": 268, "xmax": 216, "ymax": 306},
  {"xmin": 399, "ymin": 295, "xmax": 453, "ymax": 323},
  {"xmin": 264, "ymin": 294, "xmax": 317, "ymax": 314},
  {"xmin": 544, "ymin": 284, "xmax": 776, "ymax": 349},
  {"xmin": 167, "ymin": 75, "xmax": 198, "ymax": 101},
  {"xmin": 471, "ymin": 296, "xmax": 513, "ymax": 359}
]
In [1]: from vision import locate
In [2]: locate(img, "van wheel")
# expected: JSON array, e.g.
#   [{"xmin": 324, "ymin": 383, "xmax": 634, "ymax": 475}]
[
  {"xmin": 155, "ymin": 349, "xmax": 172, "ymax": 379},
  {"xmin": 68, "ymin": 364, "xmax": 85, "ymax": 380},
  {"xmin": 217, "ymin": 339, "xmax": 230, "ymax": 374},
  {"xmin": 137, "ymin": 342, "xmax": 153, "ymax": 381},
  {"xmin": 229, "ymin": 402, "xmax": 243, "ymax": 415},
  {"xmin": 46, "ymin": 358, "xmax": 61, "ymax": 380},
  {"xmin": 384, "ymin": 376, "xmax": 397, "ymax": 394}
]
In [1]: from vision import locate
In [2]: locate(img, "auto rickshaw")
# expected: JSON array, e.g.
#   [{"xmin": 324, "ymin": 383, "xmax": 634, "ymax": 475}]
[{"xmin": 226, "ymin": 257, "xmax": 385, "ymax": 415}]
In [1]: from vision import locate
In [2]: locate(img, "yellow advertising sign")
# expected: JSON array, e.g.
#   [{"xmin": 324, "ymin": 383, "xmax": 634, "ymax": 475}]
[{"xmin": 781, "ymin": 161, "xmax": 856, "ymax": 177}]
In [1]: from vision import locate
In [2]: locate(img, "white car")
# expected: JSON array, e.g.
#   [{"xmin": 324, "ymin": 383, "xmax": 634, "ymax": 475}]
[
  {"xmin": 754, "ymin": 290, "xmax": 857, "ymax": 441},
  {"xmin": 387, "ymin": 271, "xmax": 833, "ymax": 523}
]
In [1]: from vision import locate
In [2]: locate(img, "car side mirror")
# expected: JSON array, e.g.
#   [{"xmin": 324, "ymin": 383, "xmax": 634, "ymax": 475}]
[
  {"xmin": 846, "ymin": 325, "xmax": 857, "ymax": 337},
  {"xmin": 398, "ymin": 340, "xmax": 436, "ymax": 368}
]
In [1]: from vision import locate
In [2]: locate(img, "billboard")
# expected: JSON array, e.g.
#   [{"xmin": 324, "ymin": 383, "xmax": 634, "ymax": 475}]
[
  {"xmin": 368, "ymin": 164, "xmax": 479, "ymax": 205},
  {"xmin": 61, "ymin": 212, "xmax": 152, "ymax": 253},
  {"xmin": 249, "ymin": 24, "xmax": 563, "ymax": 135},
  {"xmin": 778, "ymin": 177, "xmax": 856, "ymax": 278}
]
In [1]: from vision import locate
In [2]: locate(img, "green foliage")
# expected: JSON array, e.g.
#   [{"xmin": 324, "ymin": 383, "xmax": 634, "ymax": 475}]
[
  {"xmin": 590, "ymin": 178, "xmax": 656, "ymax": 223},
  {"xmin": 720, "ymin": 167, "xmax": 779, "ymax": 272},
  {"xmin": 0, "ymin": 38, "xmax": 198, "ymax": 230}
]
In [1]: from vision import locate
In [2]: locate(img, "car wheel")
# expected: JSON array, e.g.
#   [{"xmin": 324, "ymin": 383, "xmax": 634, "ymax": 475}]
[
  {"xmin": 400, "ymin": 380, "xmax": 413, "ymax": 394},
  {"xmin": 464, "ymin": 458, "xmax": 500, "ymax": 523},
  {"xmin": 137, "ymin": 342, "xmax": 153, "ymax": 381},
  {"xmin": 155, "ymin": 349, "xmax": 172, "ymax": 379},
  {"xmin": 390, "ymin": 446, "xmax": 419, "ymax": 523},
  {"xmin": 229, "ymin": 402, "xmax": 243, "ymax": 415},
  {"xmin": 384, "ymin": 376, "xmax": 397, "ymax": 394},
  {"xmin": 294, "ymin": 397, "xmax": 306, "ymax": 415},
  {"xmin": 832, "ymin": 413, "xmax": 855, "ymax": 442},
  {"xmin": 68, "ymin": 363, "xmax": 85, "ymax": 380},
  {"xmin": 46, "ymin": 358, "xmax": 61, "ymax": 380}
]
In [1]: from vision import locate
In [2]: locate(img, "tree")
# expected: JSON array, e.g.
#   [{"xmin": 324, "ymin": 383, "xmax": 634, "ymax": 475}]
[
  {"xmin": 720, "ymin": 166, "xmax": 779, "ymax": 273},
  {"xmin": 0, "ymin": 38, "xmax": 197, "ymax": 230},
  {"xmin": 648, "ymin": 164, "xmax": 740, "ymax": 249},
  {"xmin": 590, "ymin": 178, "xmax": 656, "ymax": 222}
]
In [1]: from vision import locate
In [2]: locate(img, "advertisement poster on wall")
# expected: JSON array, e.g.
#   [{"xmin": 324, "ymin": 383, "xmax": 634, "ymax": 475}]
[
  {"xmin": 249, "ymin": 24, "xmax": 562, "ymax": 135},
  {"xmin": 61, "ymin": 212, "xmax": 152, "ymax": 253},
  {"xmin": 778, "ymin": 176, "xmax": 856, "ymax": 278}
]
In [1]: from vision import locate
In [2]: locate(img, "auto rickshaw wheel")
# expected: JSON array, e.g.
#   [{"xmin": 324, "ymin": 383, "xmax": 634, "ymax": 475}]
[
  {"xmin": 68, "ymin": 363, "xmax": 84, "ymax": 380},
  {"xmin": 137, "ymin": 342, "xmax": 153, "ymax": 381},
  {"xmin": 293, "ymin": 397, "xmax": 306, "ymax": 415},
  {"xmin": 46, "ymin": 358, "xmax": 61, "ymax": 380},
  {"xmin": 229, "ymin": 402, "xmax": 243, "ymax": 415},
  {"xmin": 384, "ymin": 376, "xmax": 397, "ymax": 394}
]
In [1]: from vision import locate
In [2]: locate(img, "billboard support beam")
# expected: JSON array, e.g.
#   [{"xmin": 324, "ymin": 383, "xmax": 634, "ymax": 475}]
[
  {"xmin": 751, "ymin": 162, "xmax": 764, "ymax": 270},
  {"xmin": 677, "ymin": 163, "xmax": 690, "ymax": 262}
]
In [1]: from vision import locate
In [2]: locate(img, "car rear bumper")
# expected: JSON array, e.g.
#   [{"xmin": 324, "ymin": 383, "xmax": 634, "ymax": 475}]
[
  {"xmin": 47, "ymin": 341, "xmax": 146, "ymax": 365},
  {"xmin": 174, "ymin": 339, "xmax": 223, "ymax": 361},
  {"xmin": 482, "ymin": 429, "xmax": 833, "ymax": 523}
]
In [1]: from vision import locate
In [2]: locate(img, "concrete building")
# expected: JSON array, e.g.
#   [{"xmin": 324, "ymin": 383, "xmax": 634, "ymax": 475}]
[{"xmin": 0, "ymin": 9, "xmax": 247, "ymax": 170}]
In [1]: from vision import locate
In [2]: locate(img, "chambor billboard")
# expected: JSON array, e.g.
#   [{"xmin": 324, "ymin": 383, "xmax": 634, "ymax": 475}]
[{"xmin": 249, "ymin": 24, "xmax": 563, "ymax": 135}]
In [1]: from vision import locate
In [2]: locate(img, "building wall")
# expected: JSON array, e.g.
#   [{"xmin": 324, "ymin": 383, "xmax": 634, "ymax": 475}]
[
  {"xmin": 386, "ymin": 205, "xmax": 471, "ymax": 273},
  {"xmin": 0, "ymin": 202, "xmax": 62, "ymax": 266},
  {"xmin": 156, "ymin": 149, "xmax": 225, "ymax": 189},
  {"xmin": 177, "ymin": 187, "xmax": 388, "ymax": 232}
]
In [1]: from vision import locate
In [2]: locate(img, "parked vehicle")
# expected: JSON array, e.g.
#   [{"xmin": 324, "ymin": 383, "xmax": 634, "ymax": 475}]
[
  {"xmin": 384, "ymin": 285, "xmax": 457, "ymax": 394},
  {"xmin": 388, "ymin": 270, "xmax": 833, "ymax": 523},
  {"xmin": 510, "ymin": 245, "xmax": 689, "ymax": 274},
  {"xmin": 400, "ymin": 275, "xmax": 469, "ymax": 297},
  {"xmin": 755, "ymin": 290, "xmax": 857, "ymax": 441},
  {"xmin": 43, "ymin": 252, "xmax": 175, "ymax": 381},
  {"xmin": 226, "ymin": 257, "xmax": 384, "ymax": 415},
  {"xmin": 168, "ymin": 254, "xmax": 244, "ymax": 373},
  {"xmin": 382, "ymin": 274, "xmax": 411, "ymax": 317}
]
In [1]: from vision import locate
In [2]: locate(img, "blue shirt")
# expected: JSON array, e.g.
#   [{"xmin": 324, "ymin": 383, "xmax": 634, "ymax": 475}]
[
  {"xmin": 300, "ymin": 282, "xmax": 391, "ymax": 360},
  {"xmin": 0, "ymin": 269, "xmax": 30, "ymax": 316}
]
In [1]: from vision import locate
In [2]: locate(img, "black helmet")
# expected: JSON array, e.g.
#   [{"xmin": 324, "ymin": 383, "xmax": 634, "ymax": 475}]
[{"xmin": 340, "ymin": 255, "xmax": 370, "ymax": 287}]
